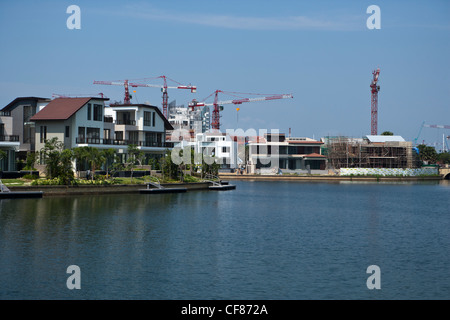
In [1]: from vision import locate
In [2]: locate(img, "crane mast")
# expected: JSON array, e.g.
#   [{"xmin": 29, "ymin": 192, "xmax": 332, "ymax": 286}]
[{"xmin": 370, "ymin": 68, "xmax": 380, "ymax": 135}]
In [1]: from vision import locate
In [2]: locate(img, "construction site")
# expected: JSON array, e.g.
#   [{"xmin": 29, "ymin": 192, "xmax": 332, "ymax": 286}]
[{"xmin": 323, "ymin": 135, "xmax": 420, "ymax": 169}]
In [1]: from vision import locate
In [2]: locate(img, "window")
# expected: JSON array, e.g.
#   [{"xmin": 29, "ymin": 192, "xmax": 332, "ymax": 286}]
[
  {"xmin": 115, "ymin": 131, "xmax": 124, "ymax": 141},
  {"xmin": 104, "ymin": 129, "xmax": 110, "ymax": 140},
  {"xmin": 78, "ymin": 127, "xmax": 85, "ymax": 140},
  {"xmin": 40, "ymin": 126, "xmax": 47, "ymax": 143},
  {"xmin": 152, "ymin": 112, "xmax": 155, "ymax": 127},
  {"xmin": 23, "ymin": 105, "xmax": 36, "ymax": 144},
  {"xmin": 87, "ymin": 128, "xmax": 100, "ymax": 143},
  {"xmin": 222, "ymin": 146, "xmax": 230, "ymax": 153},
  {"xmin": 87, "ymin": 104, "xmax": 92, "ymax": 120},
  {"xmin": 93, "ymin": 104, "xmax": 102, "ymax": 121},
  {"xmin": 23, "ymin": 125, "xmax": 33, "ymax": 144},
  {"xmin": 86, "ymin": 127, "xmax": 100, "ymax": 139},
  {"xmin": 129, "ymin": 131, "xmax": 139, "ymax": 143},
  {"xmin": 23, "ymin": 105, "xmax": 36, "ymax": 122},
  {"xmin": 65, "ymin": 126, "xmax": 70, "ymax": 138},
  {"xmin": 144, "ymin": 111, "xmax": 151, "ymax": 126}
]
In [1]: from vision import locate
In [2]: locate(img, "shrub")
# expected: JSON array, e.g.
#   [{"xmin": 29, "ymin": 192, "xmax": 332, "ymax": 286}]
[{"xmin": 22, "ymin": 174, "xmax": 39, "ymax": 180}]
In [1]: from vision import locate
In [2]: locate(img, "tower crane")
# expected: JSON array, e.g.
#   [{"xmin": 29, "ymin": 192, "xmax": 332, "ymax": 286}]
[
  {"xmin": 415, "ymin": 122, "xmax": 450, "ymax": 150},
  {"xmin": 188, "ymin": 90, "xmax": 293, "ymax": 131},
  {"xmin": 370, "ymin": 68, "xmax": 380, "ymax": 135},
  {"xmin": 93, "ymin": 76, "xmax": 196, "ymax": 118},
  {"xmin": 93, "ymin": 79, "xmax": 133, "ymax": 103}
]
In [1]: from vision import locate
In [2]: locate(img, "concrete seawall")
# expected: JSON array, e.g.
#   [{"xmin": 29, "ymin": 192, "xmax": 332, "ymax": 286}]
[
  {"xmin": 219, "ymin": 173, "xmax": 443, "ymax": 182},
  {"xmin": 8, "ymin": 182, "xmax": 212, "ymax": 197}
]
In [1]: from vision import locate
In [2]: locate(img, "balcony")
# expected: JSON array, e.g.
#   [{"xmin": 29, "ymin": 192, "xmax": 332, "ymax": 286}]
[
  {"xmin": 0, "ymin": 135, "xmax": 19, "ymax": 142},
  {"xmin": 76, "ymin": 137, "xmax": 173, "ymax": 148},
  {"xmin": 115, "ymin": 119, "xmax": 136, "ymax": 126}
]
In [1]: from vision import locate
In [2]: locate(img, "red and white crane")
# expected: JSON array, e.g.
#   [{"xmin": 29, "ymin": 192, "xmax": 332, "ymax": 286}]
[
  {"xmin": 189, "ymin": 90, "xmax": 293, "ymax": 130},
  {"xmin": 370, "ymin": 68, "xmax": 380, "ymax": 135},
  {"xmin": 93, "ymin": 76, "xmax": 196, "ymax": 118}
]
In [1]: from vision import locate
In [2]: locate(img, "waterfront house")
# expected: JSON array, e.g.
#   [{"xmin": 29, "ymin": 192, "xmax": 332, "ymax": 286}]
[
  {"xmin": 30, "ymin": 98, "xmax": 174, "ymax": 168},
  {"xmin": 1, "ymin": 97, "xmax": 51, "ymax": 157},
  {"xmin": 248, "ymin": 133, "xmax": 327, "ymax": 174},
  {"xmin": 0, "ymin": 110, "xmax": 20, "ymax": 171},
  {"xmin": 174, "ymin": 132, "xmax": 239, "ymax": 170},
  {"xmin": 105, "ymin": 103, "xmax": 174, "ymax": 164}
]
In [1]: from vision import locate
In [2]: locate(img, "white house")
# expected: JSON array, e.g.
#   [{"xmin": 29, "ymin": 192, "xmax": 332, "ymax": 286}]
[
  {"xmin": 174, "ymin": 132, "xmax": 239, "ymax": 170},
  {"xmin": 30, "ymin": 98, "xmax": 174, "ymax": 166}
]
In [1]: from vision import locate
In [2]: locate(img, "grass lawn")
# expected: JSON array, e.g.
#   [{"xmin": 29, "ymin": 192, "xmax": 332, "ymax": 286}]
[{"xmin": 1, "ymin": 178, "xmax": 30, "ymax": 186}]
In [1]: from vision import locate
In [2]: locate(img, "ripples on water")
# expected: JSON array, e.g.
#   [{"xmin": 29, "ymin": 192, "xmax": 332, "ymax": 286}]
[{"xmin": 0, "ymin": 180, "xmax": 449, "ymax": 299}]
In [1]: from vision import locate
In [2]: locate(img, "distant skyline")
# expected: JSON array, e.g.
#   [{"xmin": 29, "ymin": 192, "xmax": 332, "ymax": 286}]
[{"xmin": 1, "ymin": 1, "xmax": 449, "ymax": 149}]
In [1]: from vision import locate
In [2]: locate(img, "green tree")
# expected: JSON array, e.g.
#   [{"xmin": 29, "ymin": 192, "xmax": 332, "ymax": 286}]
[
  {"xmin": 437, "ymin": 152, "xmax": 450, "ymax": 164},
  {"xmin": 381, "ymin": 131, "xmax": 394, "ymax": 136},
  {"xmin": 40, "ymin": 137, "xmax": 64, "ymax": 179},
  {"xmin": 85, "ymin": 147, "xmax": 105, "ymax": 179},
  {"xmin": 24, "ymin": 151, "xmax": 38, "ymax": 173},
  {"xmin": 102, "ymin": 148, "xmax": 116, "ymax": 178},
  {"xmin": 59, "ymin": 149, "xmax": 74, "ymax": 184},
  {"xmin": 202, "ymin": 155, "xmax": 220, "ymax": 178},
  {"xmin": 126, "ymin": 144, "xmax": 142, "ymax": 183},
  {"xmin": 160, "ymin": 149, "xmax": 178, "ymax": 181},
  {"xmin": 72, "ymin": 147, "xmax": 88, "ymax": 178},
  {"xmin": 417, "ymin": 144, "xmax": 438, "ymax": 164}
]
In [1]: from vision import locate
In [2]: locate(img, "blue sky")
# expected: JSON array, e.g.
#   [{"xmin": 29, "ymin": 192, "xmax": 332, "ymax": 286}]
[{"xmin": 1, "ymin": 0, "xmax": 449, "ymax": 148}]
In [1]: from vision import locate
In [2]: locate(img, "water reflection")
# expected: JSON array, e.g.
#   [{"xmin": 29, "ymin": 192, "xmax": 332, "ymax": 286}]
[{"xmin": 1, "ymin": 181, "xmax": 449, "ymax": 299}]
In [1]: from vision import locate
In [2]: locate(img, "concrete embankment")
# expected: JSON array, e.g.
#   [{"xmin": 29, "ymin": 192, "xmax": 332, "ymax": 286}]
[
  {"xmin": 219, "ymin": 173, "xmax": 443, "ymax": 182},
  {"xmin": 8, "ymin": 182, "xmax": 211, "ymax": 197}
]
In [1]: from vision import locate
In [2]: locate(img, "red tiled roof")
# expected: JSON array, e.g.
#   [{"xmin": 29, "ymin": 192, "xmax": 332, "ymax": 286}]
[
  {"xmin": 30, "ymin": 97, "xmax": 107, "ymax": 121},
  {"xmin": 303, "ymin": 153, "xmax": 326, "ymax": 158}
]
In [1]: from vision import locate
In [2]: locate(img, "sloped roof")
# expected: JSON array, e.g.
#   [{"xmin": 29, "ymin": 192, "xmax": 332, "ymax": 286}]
[
  {"xmin": 303, "ymin": 153, "xmax": 326, "ymax": 158},
  {"xmin": 30, "ymin": 97, "xmax": 108, "ymax": 121},
  {"xmin": 2, "ymin": 97, "xmax": 50, "ymax": 111}
]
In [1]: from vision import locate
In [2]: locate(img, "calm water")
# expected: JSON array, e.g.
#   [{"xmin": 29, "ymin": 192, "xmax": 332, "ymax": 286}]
[{"xmin": 0, "ymin": 180, "xmax": 449, "ymax": 300}]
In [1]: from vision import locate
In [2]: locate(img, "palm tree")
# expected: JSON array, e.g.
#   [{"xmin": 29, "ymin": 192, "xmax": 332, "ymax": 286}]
[
  {"xmin": 102, "ymin": 148, "xmax": 116, "ymax": 179},
  {"xmin": 85, "ymin": 147, "xmax": 105, "ymax": 179}
]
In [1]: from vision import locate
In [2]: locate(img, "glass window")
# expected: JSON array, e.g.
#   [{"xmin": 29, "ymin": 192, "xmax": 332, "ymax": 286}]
[
  {"xmin": 40, "ymin": 126, "xmax": 47, "ymax": 143},
  {"xmin": 144, "ymin": 111, "xmax": 151, "ymax": 126},
  {"xmin": 87, "ymin": 104, "xmax": 92, "ymax": 120},
  {"xmin": 93, "ymin": 104, "xmax": 102, "ymax": 121}
]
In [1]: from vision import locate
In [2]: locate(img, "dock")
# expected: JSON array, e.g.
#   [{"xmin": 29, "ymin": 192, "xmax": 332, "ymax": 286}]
[
  {"xmin": 139, "ymin": 178, "xmax": 187, "ymax": 194},
  {"xmin": 0, "ymin": 180, "xmax": 44, "ymax": 199}
]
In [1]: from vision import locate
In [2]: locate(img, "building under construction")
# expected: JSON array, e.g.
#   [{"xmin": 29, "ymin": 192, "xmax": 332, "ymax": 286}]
[{"xmin": 323, "ymin": 135, "xmax": 420, "ymax": 169}]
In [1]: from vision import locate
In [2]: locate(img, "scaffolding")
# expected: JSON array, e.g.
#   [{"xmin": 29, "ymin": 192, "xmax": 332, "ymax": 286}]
[{"xmin": 324, "ymin": 136, "xmax": 419, "ymax": 169}]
